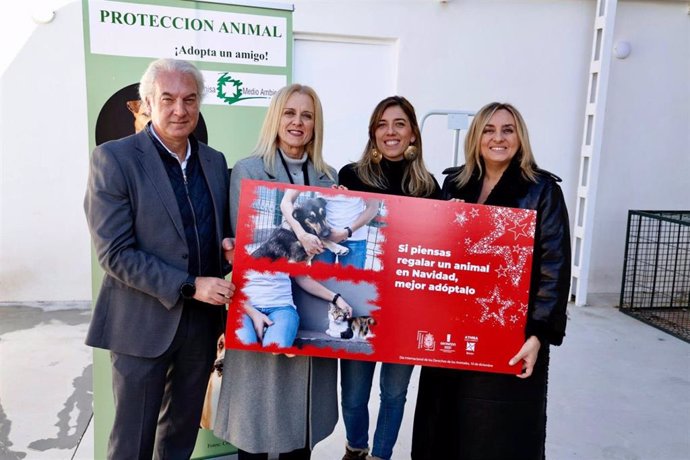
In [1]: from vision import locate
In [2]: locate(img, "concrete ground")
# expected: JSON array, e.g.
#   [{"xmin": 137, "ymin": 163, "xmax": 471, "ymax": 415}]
[{"xmin": 0, "ymin": 295, "xmax": 688, "ymax": 460}]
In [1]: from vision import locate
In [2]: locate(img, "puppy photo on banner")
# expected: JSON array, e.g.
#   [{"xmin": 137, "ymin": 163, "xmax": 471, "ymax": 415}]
[
  {"xmin": 245, "ymin": 185, "xmax": 385, "ymax": 270},
  {"xmin": 225, "ymin": 183, "xmax": 384, "ymax": 355}
]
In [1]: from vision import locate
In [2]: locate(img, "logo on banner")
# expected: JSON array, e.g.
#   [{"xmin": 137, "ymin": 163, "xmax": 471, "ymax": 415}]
[
  {"xmin": 216, "ymin": 73, "xmax": 268, "ymax": 105},
  {"xmin": 465, "ymin": 335, "xmax": 478, "ymax": 355},
  {"xmin": 417, "ymin": 331, "xmax": 436, "ymax": 351},
  {"xmin": 439, "ymin": 333, "xmax": 457, "ymax": 354}
]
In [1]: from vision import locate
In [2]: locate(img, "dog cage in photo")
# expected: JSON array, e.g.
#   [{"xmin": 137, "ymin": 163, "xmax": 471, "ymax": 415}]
[
  {"xmin": 365, "ymin": 203, "xmax": 386, "ymax": 271},
  {"xmin": 249, "ymin": 186, "xmax": 385, "ymax": 270},
  {"xmin": 619, "ymin": 210, "xmax": 690, "ymax": 343},
  {"xmin": 248, "ymin": 186, "xmax": 285, "ymax": 253}
]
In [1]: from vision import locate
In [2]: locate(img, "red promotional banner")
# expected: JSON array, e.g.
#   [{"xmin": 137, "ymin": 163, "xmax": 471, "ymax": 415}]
[{"xmin": 225, "ymin": 180, "xmax": 536, "ymax": 374}]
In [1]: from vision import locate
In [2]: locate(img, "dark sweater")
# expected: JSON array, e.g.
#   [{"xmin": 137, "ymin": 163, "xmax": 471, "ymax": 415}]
[
  {"xmin": 146, "ymin": 126, "xmax": 221, "ymax": 281},
  {"xmin": 338, "ymin": 158, "xmax": 441, "ymax": 198}
]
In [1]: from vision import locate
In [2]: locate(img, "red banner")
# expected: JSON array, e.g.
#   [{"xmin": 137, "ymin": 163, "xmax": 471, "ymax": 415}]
[{"xmin": 225, "ymin": 180, "xmax": 536, "ymax": 374}]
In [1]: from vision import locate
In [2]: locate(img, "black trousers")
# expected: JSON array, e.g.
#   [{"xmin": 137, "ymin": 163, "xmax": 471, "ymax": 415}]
[
  {"xmin": 108, "ymin": 306, "xmax": 219, "ymax": 460},
  {"xmin": 237, "ymin": 447, "xmax": 311, "ymax": 460}
]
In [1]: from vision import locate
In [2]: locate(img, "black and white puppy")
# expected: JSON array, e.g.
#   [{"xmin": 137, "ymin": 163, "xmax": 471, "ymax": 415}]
[{"xmin": 252, "ymin": 197, "xmax": 349, "ymax": 263}]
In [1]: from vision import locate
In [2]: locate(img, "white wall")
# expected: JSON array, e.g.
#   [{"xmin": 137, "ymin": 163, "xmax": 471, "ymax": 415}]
[
  {"xmin": 294, "ymin": 37, "xmax": 398, "ymax": 170},
  {"xmin": 285, "ymin": 0, "xmax": 592, "ymax": 192},
  {"xmin": 588, "ymin": 1, "xmax": 690, "ymax": 294},
  {"xmin": 0, "ymin": 0, "xmax": 687, "ymax": 302},
  {"xmin": 0, "ymin": 1, "xmax": 91, "ymax": 302}
]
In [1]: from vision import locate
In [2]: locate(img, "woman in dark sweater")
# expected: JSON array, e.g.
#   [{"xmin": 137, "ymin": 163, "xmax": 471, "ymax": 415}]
[
  {"xmin": 338, "ymin": 96, "xmax": 440, "ymax": 460},
  {"xmin": 411, "ymin": 102, "xmax": 571, "ymax": 460}
]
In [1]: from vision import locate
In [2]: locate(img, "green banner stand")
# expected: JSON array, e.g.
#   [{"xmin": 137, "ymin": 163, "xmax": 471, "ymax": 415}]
[{"xmin": 82, "ymin": 0, "xmax": 292, "ymax": 457}]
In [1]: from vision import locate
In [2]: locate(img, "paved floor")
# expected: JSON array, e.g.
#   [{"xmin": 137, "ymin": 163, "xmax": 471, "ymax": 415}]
[{"xmin": 0, "ymin": 295, "xmax": 688, "ymax": 460}]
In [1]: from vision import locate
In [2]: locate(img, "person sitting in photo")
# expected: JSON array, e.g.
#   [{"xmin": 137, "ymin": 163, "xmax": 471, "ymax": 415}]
[{"xmin": 237, "ymin": 270, "xmax": 352, "ymax": 348}]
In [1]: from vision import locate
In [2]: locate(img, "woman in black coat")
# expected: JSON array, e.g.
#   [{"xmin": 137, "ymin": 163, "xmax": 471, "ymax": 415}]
[{"xmin": 411, "ymin": 102, "xmax": 571, "ymax": 460}]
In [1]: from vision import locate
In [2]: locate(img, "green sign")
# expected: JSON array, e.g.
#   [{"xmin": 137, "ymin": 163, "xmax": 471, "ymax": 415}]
[{"xmin": 82, "ymin": 0, "xmax": 292, "ymax": 457}]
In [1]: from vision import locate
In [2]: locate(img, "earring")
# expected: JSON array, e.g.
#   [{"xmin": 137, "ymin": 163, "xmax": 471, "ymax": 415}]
[
  {"xmin": 370, "ymin": 148, "xmax": 382, "ymax": 164},
  {"xmin": 404, "ymin": 145, "xmax": 418, "ymax": 161}
]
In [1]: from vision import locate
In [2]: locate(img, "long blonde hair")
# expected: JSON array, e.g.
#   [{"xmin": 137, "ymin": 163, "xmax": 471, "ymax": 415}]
[
  {"xmin": 252, "ymin": 84, "xmax": 333, "ymax": 180},
  {"xmin": 355, "ymin": 96, "xmax": 437, "ymax": 197},
  {"xmin": 454, "ymin": 102, "xmax": 538, "ymax": 187}
]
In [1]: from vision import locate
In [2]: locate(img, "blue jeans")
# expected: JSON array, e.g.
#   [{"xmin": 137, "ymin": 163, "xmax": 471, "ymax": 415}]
[
  {"xmin": 236, "ymin": 306, "xmax": 300, "ymax": 348},
  {"xmin": 314, "ymin": 239, "xmax": 367, "ymax": 269},
  {"xmin": 340, "ymin": 359, "xmax": 414, "ymax": 459}
]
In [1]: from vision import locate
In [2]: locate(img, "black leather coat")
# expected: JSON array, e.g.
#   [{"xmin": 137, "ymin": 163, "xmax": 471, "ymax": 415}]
[
  {"xmin": 412, "ymin": 158, "xmax": 571, "ymax": 460},
  {"xmin": 442, "ymin": 158, "xmax": 571, "ymax": 345}
]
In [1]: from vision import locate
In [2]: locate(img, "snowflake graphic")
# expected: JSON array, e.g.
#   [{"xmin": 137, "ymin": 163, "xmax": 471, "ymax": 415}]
[
  {"xmin": 464, "ymin": 237, "xmax": 473, "ymax": 245},
  {"xmin": 455, "ymin": 212, "xmax": 468, "ymax": 225},
  {"xmin": 476, "ymin": 286, "xmax": 514, "ymax": 326},
  {"xmin": 470, "ymin": 208, "xmax": 480, "ymax": 218}
]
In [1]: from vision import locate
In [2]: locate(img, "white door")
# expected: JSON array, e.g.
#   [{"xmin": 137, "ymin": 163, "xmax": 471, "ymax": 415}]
[{"xmin": 294, "ymin": 36, "xmax": 397, "ymax": 171}]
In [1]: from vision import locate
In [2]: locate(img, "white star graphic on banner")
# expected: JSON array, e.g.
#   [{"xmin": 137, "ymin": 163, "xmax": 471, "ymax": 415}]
[
  {"xmin": 476, "ymin": 286, "xmax": 514, "ymax": 326},
  {"xmin": 507, "ymin": 221, "xmax": 530, "ymax": 239},
  {"xmin": 519, "ymin": 303, "xmax": 528, "ymax": 315},
  {"xmin": 467, "ymin": 207, "xmax": 536, "ymax": 286},
  {"xmin": 496, "ymin": 265, "xmax": 508, "ymax": 278}
]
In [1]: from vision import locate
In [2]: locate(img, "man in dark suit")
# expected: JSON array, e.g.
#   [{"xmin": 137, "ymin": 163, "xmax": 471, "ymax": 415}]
[{"xmin": 84, "ymin": 58, "xmax": 235, "ymax": 459}]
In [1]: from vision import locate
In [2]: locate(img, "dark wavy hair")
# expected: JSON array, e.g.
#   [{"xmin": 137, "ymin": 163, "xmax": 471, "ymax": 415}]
[{"xmin": 355, "ymin": 96, "xmax": 436, "ymax": 197}]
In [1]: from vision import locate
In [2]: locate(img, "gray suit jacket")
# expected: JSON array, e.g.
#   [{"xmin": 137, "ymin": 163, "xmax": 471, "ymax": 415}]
[{"xmin": 84, "ymin": 129, "xmax": 230, "ymax": 358}]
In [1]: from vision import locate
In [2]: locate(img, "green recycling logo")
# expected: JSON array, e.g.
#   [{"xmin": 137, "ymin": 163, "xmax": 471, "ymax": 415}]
[{"xmin": 216, "ymin": 73, "xmax": 267, "ymax": 105}]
